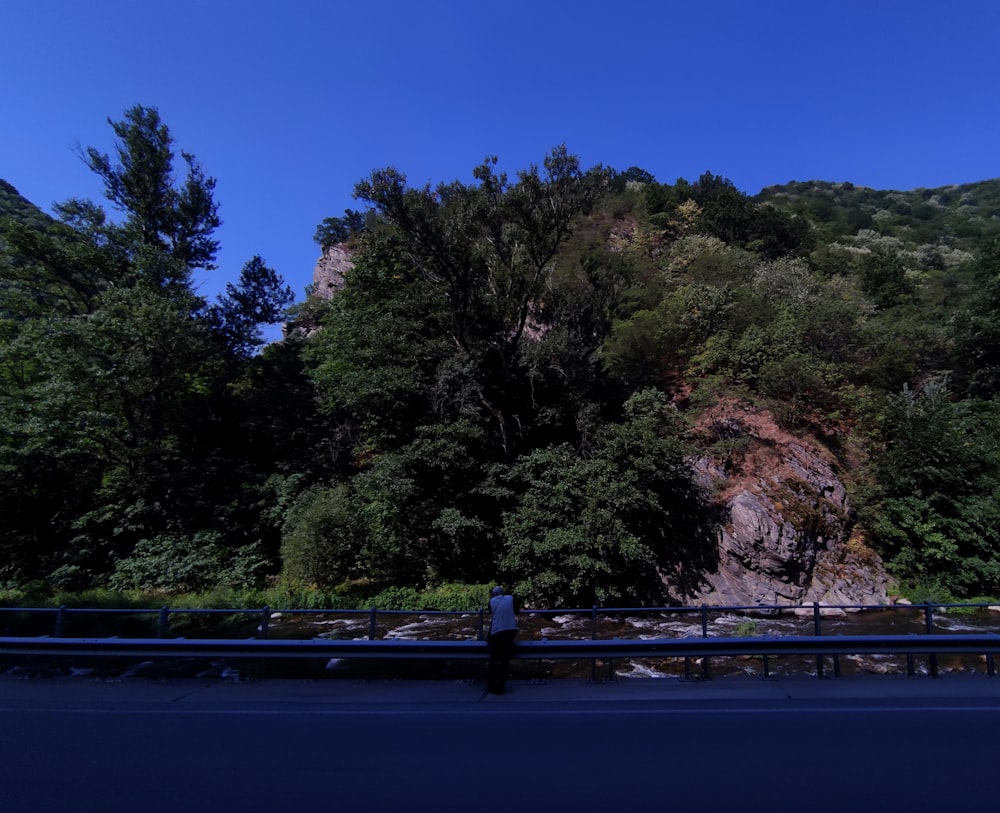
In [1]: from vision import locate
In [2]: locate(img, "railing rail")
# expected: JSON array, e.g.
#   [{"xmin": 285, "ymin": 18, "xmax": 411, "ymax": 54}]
[
  {"xmin": 3, "ymin": 599, "xmax": 998, "ymax": 633},
  {"xmin": 1, "ymin": 600, "xmax": 999, "ymax": 679},
  {"xmin": 0, "ymin": 632, "xmax": 998, "ymax": 670}
]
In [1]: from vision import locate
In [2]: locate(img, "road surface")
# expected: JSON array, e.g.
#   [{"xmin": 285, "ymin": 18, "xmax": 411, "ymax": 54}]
[{"xmin": 2, "ymin": 674, "xmax": 997, "ymax": 811}]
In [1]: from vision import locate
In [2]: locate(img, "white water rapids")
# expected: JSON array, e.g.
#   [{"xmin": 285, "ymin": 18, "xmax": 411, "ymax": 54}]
[{"xmin": 294, "ymin": 605, "xmax": 1000, "ymax": 681}]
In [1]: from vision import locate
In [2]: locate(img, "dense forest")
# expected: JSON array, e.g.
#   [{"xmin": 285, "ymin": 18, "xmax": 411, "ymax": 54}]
[{"xmin": 4, "ymin": 105, "xmax": 1000, "ymax": 608}]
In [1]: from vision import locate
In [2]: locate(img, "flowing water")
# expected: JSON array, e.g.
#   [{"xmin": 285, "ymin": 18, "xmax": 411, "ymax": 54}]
[
  {"xmin": 264, "ymin": 604, "xmax": 1000, "ymax": 682},
  {"xmin": 4, "ymin": 604, "xmax": 997, "ymax": 682}
]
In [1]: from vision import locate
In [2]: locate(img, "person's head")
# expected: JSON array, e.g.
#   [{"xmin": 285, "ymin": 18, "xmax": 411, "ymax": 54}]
[{"xmin": 491, "ymin": 585, "xmax": 504, "ymax": 597}]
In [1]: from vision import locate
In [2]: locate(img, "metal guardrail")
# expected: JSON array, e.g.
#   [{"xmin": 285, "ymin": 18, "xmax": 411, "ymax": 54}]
[
  {"xmin": 0, "ymin": 634, "xmax": 998, "ymax": 682},
  {"xmin": 1, "ymin": 601, "xmax": 998, "ymax": 679},
  {"xmin": 6, "ymin": 600, "xmax": 998, "ymax": 635},
  {"xmin": 2, "ymin": 633, "xmax": 999, "ymax": 660}
]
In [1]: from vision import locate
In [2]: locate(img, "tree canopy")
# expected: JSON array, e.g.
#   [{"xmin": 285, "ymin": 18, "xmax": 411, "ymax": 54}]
[{"xmin": 1, "ymin": 106, "xmax": 296, "ymax": 591}]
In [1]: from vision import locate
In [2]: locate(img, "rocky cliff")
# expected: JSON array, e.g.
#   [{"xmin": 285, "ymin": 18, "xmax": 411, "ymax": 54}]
[
  {"xmin": 687, "ymin": 399, "xmax": 888, "ymax": 608},
  {"xmin": 282, "ymin": 244, "xmax": 355, "ymax": 339},
  {"xmin": 311, "ymin": 244, "xmax": 353, "ymax": 299}
]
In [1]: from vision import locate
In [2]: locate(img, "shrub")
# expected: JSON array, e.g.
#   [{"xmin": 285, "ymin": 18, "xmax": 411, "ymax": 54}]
[
  {"xmin": 109, "ymin": 533, "xmax": 268, "ymax": 592},
  {"xmin": 425, "ymin": 583, "xmax": 492, "ymax": 611},
  {"xmin": 279, "ymin": 485, "xmax": 363, "ymax": 588},
  {"xmin": 109, "ymin": 532, "xmax": 225, "ymax": 592},
  {"xmin": 365, "ymin": 586, "xmax": 423, "ymax": 610}
]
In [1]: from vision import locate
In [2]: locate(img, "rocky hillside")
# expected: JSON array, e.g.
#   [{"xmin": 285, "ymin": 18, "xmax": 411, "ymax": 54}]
[{"xmin": 309, "ymin": 241, "xmax": 890, "ymax": 608}]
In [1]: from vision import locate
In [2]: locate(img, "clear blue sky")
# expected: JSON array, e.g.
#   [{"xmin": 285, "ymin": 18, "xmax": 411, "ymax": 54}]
[{"xmin": 4, "ymin": 0, "xmax": 1000, "ymax": 310}]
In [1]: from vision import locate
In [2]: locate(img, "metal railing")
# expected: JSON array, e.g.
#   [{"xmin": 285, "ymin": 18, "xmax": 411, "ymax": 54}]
[{"xmin": 1, "ymin": 601, "xmax": 998, "ymax": 679}]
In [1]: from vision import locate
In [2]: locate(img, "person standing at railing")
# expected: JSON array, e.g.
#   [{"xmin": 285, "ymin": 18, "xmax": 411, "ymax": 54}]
[{"xmin": 487, "ymin": 586, "xmax": 518, "ymax": 695}]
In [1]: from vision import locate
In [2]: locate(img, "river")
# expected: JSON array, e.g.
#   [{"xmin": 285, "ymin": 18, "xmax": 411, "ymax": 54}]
[
  {"xmin": 268, "ymin": 603, "xmax": 1000, "ymax": 682},
  {"xmin": 4, "ymin": 603, "xmax": 997, "ymax": 682}
]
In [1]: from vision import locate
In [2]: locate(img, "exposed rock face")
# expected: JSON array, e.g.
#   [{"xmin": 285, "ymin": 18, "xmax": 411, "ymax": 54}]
[
  {"xmin": 312, "ymin": 243, "xmax": 354, "ymax": 299},
  {"xmin": 282, "ymin": 244, "xmax": 355, "ymax": 339},
  {"xmin": 686, "ymin": 400, "xmax": 888, "ymax": 607}
]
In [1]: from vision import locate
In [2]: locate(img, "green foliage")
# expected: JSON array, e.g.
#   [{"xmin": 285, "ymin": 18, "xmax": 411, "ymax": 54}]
[
  {"xmin": 305, "ymin": 264, "xmax": 451, "ymax": 447},
  {"xmin": 109, "ymin": 533, "xmax": 269, "ymax": 592},
  {"xmin": 896, "ymin": 581, "xmax": 958, "ymax": 606},
  {"xmin": 953, "ymin": 240, "xmax": 1000, "ymax": 397},
  {"xmin": 859, "ymin": 380, "xmax": 1000, "ymax": 596},
  {"xmin": 1, "ymin": 107, "xmax": 299, "ymax": 590},
  {"xmin": 0, "ymin": 180, "xmax": 55, "ymax": 233},
  {"xmin": 314, "ymin": 580, "xmax": 492, "ymax": 611},
  {"xmin": 350, "ymin": 421, "xmax": 498, "ymax": 586},
  {"xmin": 313, "ymin": 209, "xmax": 367, "ymax": 248},
  {"xmin": 358, "ymin": 583, "xmax": 492, "ymax": 612},
  {"xmin": 83, "ymin": 105, "xmax": 221, "ymax": 278},
  {"xmin": 642, "ymin": 172, "xmax": 810, "ymax": 259},
  {"xmin": 857, "ymin": 246, "xmax": 915, "ymax": 309},
  {"xmin": 608, "ymin": 166, "xmax": 656, "ymax": 192},
  {"xmin": 280, "ymin": 484, "xmax": 364, "ymax": 587},
  {"xmin": 11, "ymin": 112, "xmax": 1000, "ymax": 605},
  {"xmin": 365, "ymin": 585, "xmax": 424, "ymax": 610},
  {"xmin": 758, "ymin": 178, "xmax": 1000, "ymax": 253},
  {"xmin": 496, "ymin": 390, "xmax": 714, "ymax": 607},
  {"xmin": 208, "ymin": 255, "xmax": 295, "ymax": 356},
  {"xmin": 423, "ymin": 582, "xmax": 492, "ymax": 611},
  {"xmin": 946, "ymin": 595, "xmax": 1000, "ymax": 613}
]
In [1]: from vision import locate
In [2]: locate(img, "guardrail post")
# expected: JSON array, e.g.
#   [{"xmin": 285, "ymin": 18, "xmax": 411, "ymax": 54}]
[
  {"xmin": 54, "ymin": 605, "xmax": 66, "ymax": 638},
  {"xmin": 368, "ymin": 607, "xmax": 377, "ymax": 640},
  {"xmin": 987, "ymin": 652, "xmax": 996, "ymax": 677},
  {"xmin": 257, "ymin": 606, "xmax": 270, "ymax": 638},
  {"xmin": 701, "ymin": 605, "xmax": 710, "ymax": 679},
  {"xmin": 925, "ymin": 603, "xmax": 938, "ymax": 678},
  {"xmin": 765, "ymin": 606, "xmax": 776, "ymax": 679},
  {"xmin": 590, "ymin": 606, "xmax": 598, "ymax": 682},
  {"xmin": 814, "ymin": 602, "xmax": 825, "ymax": 679},
  {"xmin": 477, "ymin": 608, "xmax": 485, "ymax": 641},
  {"xmin": 158, "ymin": 606, "xmax": 170, "ymax": 638}
]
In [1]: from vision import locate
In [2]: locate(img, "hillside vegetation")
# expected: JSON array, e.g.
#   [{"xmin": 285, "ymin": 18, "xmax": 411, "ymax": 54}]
[{"xmin": 3, "ymin": 106, "xmax": 1000, "ymax": 607}]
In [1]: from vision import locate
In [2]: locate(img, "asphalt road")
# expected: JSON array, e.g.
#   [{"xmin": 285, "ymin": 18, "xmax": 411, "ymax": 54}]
[{"xmin": 2, "ymin": 675, "xmax": 998, "ymax": 812}]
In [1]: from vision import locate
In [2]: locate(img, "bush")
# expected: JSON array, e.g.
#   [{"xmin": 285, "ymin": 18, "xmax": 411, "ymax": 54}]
[
  {"xmin": 353, "ymin": 583, "xmax": 492, "ymax": 611},
  {"xmin": 365, "ymin": 586, "xmax": 423, "ymax": 610},
  {"xmin": 109, "ymin": 532, "xmax": 225, "ymax": 592},
  {"xmin": 279, "ymin": 485, "xmax": 363, "ymax": 589},
  {"xmin": 897, "ymin": 581, "xmax": 956, "ymax": 605},
  {"xmin": 425, "ymin": 583, "xmax": 492, "ymax": 611},
  {"xmin": 109, "ymin": 533, "xmax": 269, "ymax": 592}
]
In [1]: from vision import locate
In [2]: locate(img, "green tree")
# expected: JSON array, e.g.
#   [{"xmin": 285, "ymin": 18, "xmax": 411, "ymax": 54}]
[
  {"xmin": 0, "ymin": 107, "xmax": 298, "ymax": 589},
  {"xmin": 83, "ymin": 104, "xmax": 221, "ymax": 285},
  {"xmin": 312, "ymin": 147, "xmax": 608, "ymax": 459},
  {"xmin": 953, "ymin": 240, "xmax": 1000, "ymax": 397},
  {"xmin": 313, "ymin": 208, "xmax": 368, "ymax": 249},
  {"xmin": 280, "ymin": 484, "xmax": 366, "ymax": 587},
  {"xmin": 860, "ymin": 379, "xmax": 1000, "ymax": 596},
  {"xmin": 857, "ymin": 246, "xmax": 914, "ymax": 310},
  {"xmin": 497, "ymin": 390, "xmax": 714, "ymax": 607},
  {"xmin": 208, "ymin": 255, "xmax": 294, "ymax": 357}
]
